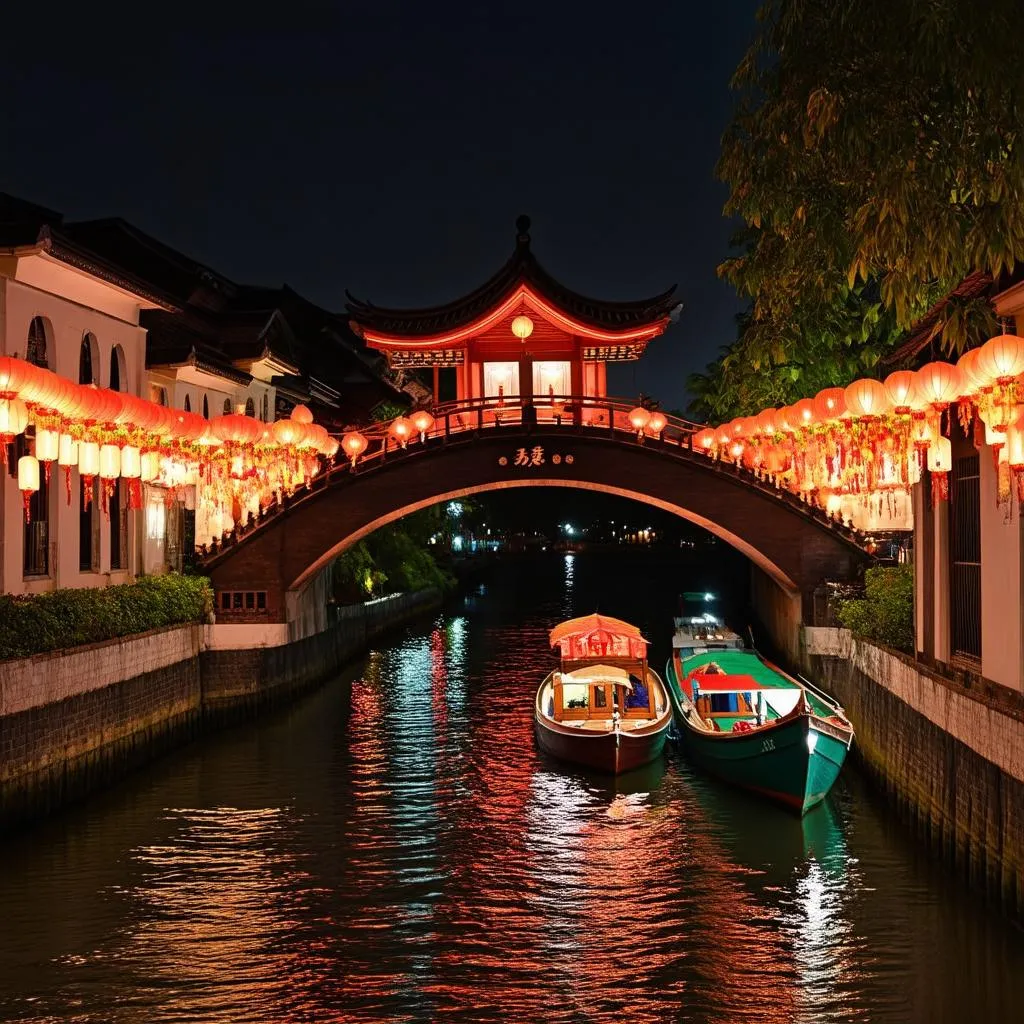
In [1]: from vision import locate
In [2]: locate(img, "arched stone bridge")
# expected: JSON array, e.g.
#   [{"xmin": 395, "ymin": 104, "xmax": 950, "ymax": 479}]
[{"xmin": 198, "ymin": 396, "xmax": 872, "ymax": 628}]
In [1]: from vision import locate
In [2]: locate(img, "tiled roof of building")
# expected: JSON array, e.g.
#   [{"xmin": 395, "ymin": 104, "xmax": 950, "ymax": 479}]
[
  {"xmin": 346, "ymin": 215, "xmax": 679, "ymax": 338},
  {"xmin": 880, "ymin": 271, "xmax": 995, "ymax": 369}
]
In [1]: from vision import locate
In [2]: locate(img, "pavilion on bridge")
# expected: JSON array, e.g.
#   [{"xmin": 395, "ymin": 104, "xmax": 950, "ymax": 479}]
[{"xmin": 345, "ymin": 216, "xmax": 681, "ymax": 424}]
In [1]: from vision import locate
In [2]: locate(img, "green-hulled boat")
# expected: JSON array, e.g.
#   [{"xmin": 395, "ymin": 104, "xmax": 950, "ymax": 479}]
[{"xmin": 665, "ymin": 633, "xmax": 854, "ymax": 814}]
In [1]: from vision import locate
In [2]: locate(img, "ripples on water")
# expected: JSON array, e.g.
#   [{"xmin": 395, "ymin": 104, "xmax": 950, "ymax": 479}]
[{"xmin": 0, "ymin": 552, "xmax": 1021, "ymax": 1023}]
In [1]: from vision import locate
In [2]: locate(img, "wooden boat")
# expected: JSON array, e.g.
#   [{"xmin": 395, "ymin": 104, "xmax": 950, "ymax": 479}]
[
  {"xmin": 535, "ymin": 613, "xmax": 673, "ymax": 774},
  {"xmin": 665, "ymin": 638, "xmax": 854, "ymax": 814},
  {"xmin": 672, "ymin": 590, "xmax": 747, "ymax": 658}
]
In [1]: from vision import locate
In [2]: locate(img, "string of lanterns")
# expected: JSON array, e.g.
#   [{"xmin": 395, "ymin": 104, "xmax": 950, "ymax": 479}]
[
  {"xmin": 691, "ymin": 332, "xmax": 1024, "ymax": 531},
  {"xmin": 0, "ymin": 355, "xmax": 340, "ymax": 540}
]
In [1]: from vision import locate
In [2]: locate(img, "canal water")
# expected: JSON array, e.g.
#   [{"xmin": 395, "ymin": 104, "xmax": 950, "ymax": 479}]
[{"xmin": 0, "ymin": 551, "xmax": 1022, "ymax": 1023}]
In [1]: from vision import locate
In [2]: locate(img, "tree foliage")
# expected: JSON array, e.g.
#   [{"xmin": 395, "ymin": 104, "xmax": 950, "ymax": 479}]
[
  {"xmin": 704, "ymin": 0, "xmax": 1024, "ymax": 422},
  {"xmin": 330, "ymin": 505, "xmax": 460, "ymax": 604},
  {"xmin": 688, "ymin": 282, "xmax": 904, "ymax": 421},
  {"xmin": 837, "ymin": 565, "xmax": 914, "ymax": 653}
]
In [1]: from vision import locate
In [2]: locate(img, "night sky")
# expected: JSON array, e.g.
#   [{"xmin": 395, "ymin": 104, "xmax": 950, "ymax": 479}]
[{"xmin": 3, "ymin": 3, "xmax": 759, "ymax": 409}]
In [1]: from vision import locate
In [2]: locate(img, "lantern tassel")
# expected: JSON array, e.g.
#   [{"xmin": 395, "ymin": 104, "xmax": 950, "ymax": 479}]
[
  {"xmin": 931, "ymin": 471, "xmax": 949, "ymax": 507},
  {"xmin": 65, "ymin": 466, "xmax": 73, "ymax": 507},
  {"xmin": 22, "ymin": 491, "xmax": 31, "ymax": 524}
]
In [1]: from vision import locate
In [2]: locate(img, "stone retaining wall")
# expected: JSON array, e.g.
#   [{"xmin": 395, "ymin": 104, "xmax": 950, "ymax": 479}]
[
  {"xmin": 803, "ymin": 627, "xmax": 1024, "ymax": 923},
  {"xmin": 202, "ymin": 590, "xmax": 442, "ymax": 719},
  {"xmin": 0, "ymin": 590, "xmax": 442, "ymax": 827}
]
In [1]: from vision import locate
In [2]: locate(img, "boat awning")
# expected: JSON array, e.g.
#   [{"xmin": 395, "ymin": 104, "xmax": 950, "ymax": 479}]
[
  {"xmin": 558, "ymin": 664, "xmax": 633, "ymax": 689},
  {"xmin": 689, "ymin": 673, "xmax": 789, "ymax": 694},
  {"xmin": 549, "ymin": 613, "xmax": 648, "ymax": 660}
]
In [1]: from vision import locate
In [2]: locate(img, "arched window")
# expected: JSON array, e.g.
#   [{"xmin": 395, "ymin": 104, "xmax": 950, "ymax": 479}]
[
  {"xmin": 223, "ymin": 398, "xmax": 232, "ymax": 415},
  {"xmin": 261, "ymin": 393, "xmax": 269, "ymax": 421},
  {"xmin": 109, "ymin": 344, "xmax": 126, "ymax": 392},
  {"xmin": 244, "ymin": 397, "xmax": 255, "ymax": 417},
  {"xmin": 149, "ymin": 384, "xmax": 168, "ymax": 406},
  {"xmin": 202, "ymin": 394, "xmax": 209, "ymax": 419},
  {"xmin": 26, "ymin": 317, "xmax": 49, "ymax": 367},
  {"xmin": 79, "ymin": 334, "xmax": 98, "ymax": 385},
  {"xmin": 184, "ymin": 394, "xmax": 192, "ymax": 413}
]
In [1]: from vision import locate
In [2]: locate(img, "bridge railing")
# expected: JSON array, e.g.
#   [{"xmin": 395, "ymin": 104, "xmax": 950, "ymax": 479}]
[
  {"xmin": 348, "ymin": 394, "xmax": 703, "ymax": 458},
  {"xmin": 196, "ymin": 394, "xmax": 870, "ymax": 565}
]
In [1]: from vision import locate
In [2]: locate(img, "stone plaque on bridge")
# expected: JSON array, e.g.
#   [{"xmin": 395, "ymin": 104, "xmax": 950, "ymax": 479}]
[{"xmin": 498, "ymin": 446, "xmax": 574, "ymax": 468}]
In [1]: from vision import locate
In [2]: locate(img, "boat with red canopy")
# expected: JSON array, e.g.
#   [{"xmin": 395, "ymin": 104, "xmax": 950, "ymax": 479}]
[
  {"xmin": 534, "ymin": 614, "xmax": 673, "ymax": 774},
  {"xmin": 664, "ymin": 644, "xmax": 854, "ymax": 814}
]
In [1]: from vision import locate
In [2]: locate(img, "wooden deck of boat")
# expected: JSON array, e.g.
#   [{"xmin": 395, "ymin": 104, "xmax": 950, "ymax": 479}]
[{"xmin": 560, "ymin": 719, "xmax": 659, "ymax": 732}]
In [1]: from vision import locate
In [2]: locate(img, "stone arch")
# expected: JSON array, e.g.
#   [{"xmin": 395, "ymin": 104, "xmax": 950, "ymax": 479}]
[{"xmin": 204, "ymin": 431, "xmax": 869, "ymax": 625}]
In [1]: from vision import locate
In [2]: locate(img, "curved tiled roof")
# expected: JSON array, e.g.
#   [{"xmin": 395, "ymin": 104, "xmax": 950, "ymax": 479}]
[{"xmin": 346, "ymin": 216, "xmax": 679, "ymax": 338}]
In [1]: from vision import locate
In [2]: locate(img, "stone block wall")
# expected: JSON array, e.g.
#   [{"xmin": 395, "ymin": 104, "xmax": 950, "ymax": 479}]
[
  {"xmin": 201, "ymin": 590, "xmax": 442, "ymax": 719},
  {"xmin": 0, "ymin": 590, "xmax": 442, "ymax": 827},
  {"xmin": 803, "ymin": 628, "xmax": 1024, "ymax": 923},
  {"xmin": 0, "ymin": 645, "xmax": 203, "ymax": 825}
]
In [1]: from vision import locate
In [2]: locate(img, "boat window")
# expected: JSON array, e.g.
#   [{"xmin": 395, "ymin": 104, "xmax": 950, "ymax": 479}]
[
  {"xmin": 562, "ymin": 684, "xmax": 588, "ymax": 709},
  {"xmin": 592, "ymin": 686, "xmax": 607, "ymax": 709}
]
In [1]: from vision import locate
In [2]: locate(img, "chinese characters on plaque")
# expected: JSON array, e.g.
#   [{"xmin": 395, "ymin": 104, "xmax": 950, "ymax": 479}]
[{"xmin": 497, "ymin": 446, "xmax": 574, "ymax": 468}]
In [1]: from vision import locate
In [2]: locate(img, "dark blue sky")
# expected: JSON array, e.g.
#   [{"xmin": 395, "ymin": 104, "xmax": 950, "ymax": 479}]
[{"xmin": 2, "ymin": 2, "xmax": 759, "ymax": 409}]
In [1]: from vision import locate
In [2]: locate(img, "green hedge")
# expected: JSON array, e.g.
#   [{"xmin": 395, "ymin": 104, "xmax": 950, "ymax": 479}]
[
  {"xmin": 837, "ymin": 565, "xmax": 914, "ymax": 654},
  {"xmin": 0, "ymin": 575, "xmax": 212, "ymax": 662}
]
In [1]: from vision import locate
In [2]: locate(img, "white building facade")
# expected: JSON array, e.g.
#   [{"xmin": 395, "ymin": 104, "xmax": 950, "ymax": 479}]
[{"xmin": 0, "ymin": 240, "xmax": 167, "ymax": 595}]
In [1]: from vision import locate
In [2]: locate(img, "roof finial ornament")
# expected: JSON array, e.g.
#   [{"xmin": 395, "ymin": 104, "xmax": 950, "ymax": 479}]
[{"xmin": 515, "ymin": 214, "xmax": 531, "ymax": 247}]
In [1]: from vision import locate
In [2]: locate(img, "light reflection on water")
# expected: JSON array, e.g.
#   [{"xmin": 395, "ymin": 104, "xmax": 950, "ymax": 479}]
[{"xmin": 0, "ymin": 553, "xmax": 1021, "ymax": 1023}]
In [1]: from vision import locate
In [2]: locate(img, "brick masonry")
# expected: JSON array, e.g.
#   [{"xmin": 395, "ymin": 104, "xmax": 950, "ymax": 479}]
[
  {"xmin": 803, "ymin": 628, "xmax": 1024, "ymax": 923},
  {"xmin": 0, "ymin": 590, "xmax": 441, "ymax": 828}
]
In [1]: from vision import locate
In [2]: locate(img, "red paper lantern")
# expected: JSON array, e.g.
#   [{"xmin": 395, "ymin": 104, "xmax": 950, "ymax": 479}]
[
  {"xmin": 628, "ymin": 407, "xmax": 650, "ymax": 437},
  {"xmin": 272, "ymin": 419, "xmax": 306, "ymax": 446},
  {"xmin": 211, "ymin": 413, "xmax": 263, "ymax": 446},
  {"xmin": 756, "ymin": 409, "xmax": 778, "ymax": 435},
  {"xmin": 812, "ymin": 388, "xmax": 847, "ymax": 422},
  {"xmin": 883, "ymin": 371, "xmax": 920, "ymax": 413},
  {"xmin": 793, "ymin": 398, "xmax": 816, "ymax": 429},
  {"xmin": 914, "ymin": 362, "xmax": 961, "ymax": 409},
  {"xmin": 646, "ymin": 411, "xmax": 667, "ymax": 436},
  {"xmin": 977, "ymin": 333, "xmax": 1024, "ymax": 385},
  {"xmin": 290, "ymin": 404, "xmax": 314, "ymax": 424},
  {"xmin": 389, "ymin": 416, "xmax": 413, "ymax": 448},
  {"xmin": 411, "ymin": 409, "xmax": 435, "ymax": 440},
  {"xmin": 0, "ymin": 356, "xmax": 37, "ymax": 398},
  {"xmin": 342, "ymin": 431, "xmax": 369, "ymax": 466},
  {"xmin": 844, "ymin": 378, "xmax": 890, "ymax": 418},
  {"xmin": 694, "ymin": 428, "xmax": 716, "ymax": 453},
  {"xmin": 956, "ymin": 347, "xmax": 988, "ymax": 393}
]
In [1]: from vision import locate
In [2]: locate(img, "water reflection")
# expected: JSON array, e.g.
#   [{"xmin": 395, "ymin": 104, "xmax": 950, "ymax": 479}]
[{"xmin": 0, "ymin": 553, "xmax": 1021, "ymax": 1023}]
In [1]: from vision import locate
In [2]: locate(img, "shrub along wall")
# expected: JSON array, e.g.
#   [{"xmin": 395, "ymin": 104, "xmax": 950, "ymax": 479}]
[
  {"xmin": 0, "ymin": 575, "xmax": 212, "ymax": 661},
  {"xmin": 837, "ymin": 564, "xmax": 914, "ymax": 653}
]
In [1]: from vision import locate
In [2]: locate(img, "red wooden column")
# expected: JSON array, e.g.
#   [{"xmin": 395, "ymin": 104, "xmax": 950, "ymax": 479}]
[
  {"xmin": 519, "ymin": 356, "xmax": 533, "ymax": 409},
  {"xmin": 570, "ymin": 346, "xmax": 584, "ymax": 425},
  {"xmin": 432, "ymin": 366, "xmax": 439, "ymax": 405}
]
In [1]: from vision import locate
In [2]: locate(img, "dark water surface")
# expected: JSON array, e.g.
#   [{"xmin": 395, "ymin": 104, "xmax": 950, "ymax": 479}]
[{"xmin": 0, "ymin": 551, "xmax": 1022, "ymax": 1023}]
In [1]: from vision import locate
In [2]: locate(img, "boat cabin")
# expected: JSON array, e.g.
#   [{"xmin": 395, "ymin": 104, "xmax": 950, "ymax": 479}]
[{"xmin": 548, "ymin": 614, "xmax": 656, "ymax": 720}]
